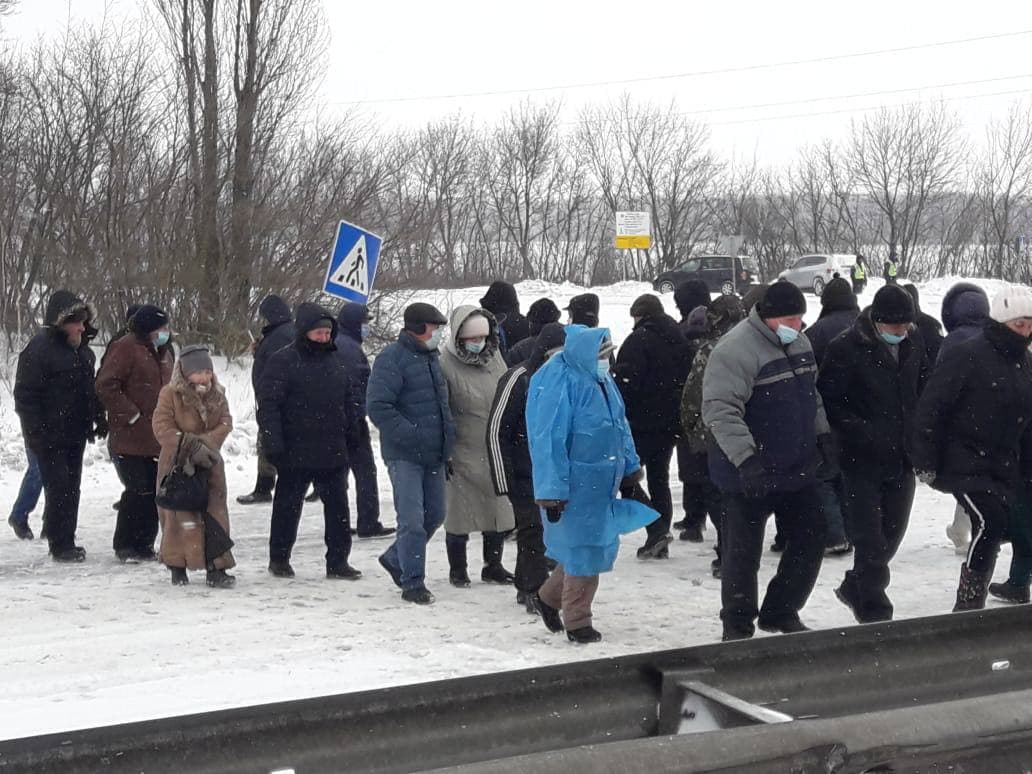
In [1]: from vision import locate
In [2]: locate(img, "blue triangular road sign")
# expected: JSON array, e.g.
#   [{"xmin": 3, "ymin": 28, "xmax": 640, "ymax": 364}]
[{"xmin": 323, "ymin": 220, "xmax": 382, "ymax": 304}]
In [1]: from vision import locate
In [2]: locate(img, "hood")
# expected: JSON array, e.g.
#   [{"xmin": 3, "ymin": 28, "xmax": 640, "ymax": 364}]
[
  {"xmin": 446, "ymin": 305, "xmax": 499, "ymax": 364},
  {"xmin": 682, "ymin": 304, "xmax": 711, "ymax": 337},
  {"xmin": 561, "ymin": 324, "xmax": 610, "ymax": 377},
  {"xmin": 294, "ymin": 301, "xmax": 338, "ymax": 340},
  {"xmin": 337, "ymin": 303, "xmax": 369, "ymax": 341},
  {"xmin": 818, "ymin": 278, "xmax": 859, "ymax": 319},
  {"xmin": 479, "ymin": 281, "xmax": 520, "ymax": 315},
  {"xmin": 709, "ymin": 294, "xmax": 746, "ymax": 336},
  {"xmin": 902, "ymin": 283, "xmax": 922, "ymax": 313},
  {"xmin": 44, "ymin": 290, "xmax": 91, "ymax": 327},
  {"xmin": 941, "ymin": 283, "xmax": 989, "ymax": 332},
  {"xmin": 674, "ymin": 280, "xmax": 711, "ymax": 318},
  {"xmin": 526, "ymin": 298, "xmax": 561, "ymax": 336},
  {"xmin": 526, "ymin": 322, "xmax": 567, "ymax": 375},
  {"xmin": 259, "ymin": 295, "xmax": 292, "ymax": 326},
  {"xmin": 638, "ymin": 312, "xmax": 686, "ymax": 348}
]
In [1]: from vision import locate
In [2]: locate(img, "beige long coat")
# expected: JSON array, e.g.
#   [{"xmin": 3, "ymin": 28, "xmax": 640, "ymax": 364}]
[{"xmin": 152, "ymin": 367, "xmax": 235, "ymax": 571}]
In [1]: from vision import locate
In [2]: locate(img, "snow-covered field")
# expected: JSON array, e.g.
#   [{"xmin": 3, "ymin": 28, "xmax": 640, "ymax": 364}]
[{"xmin": 0, "ymin": 276, "xmax": 1023, "ymax": 741}]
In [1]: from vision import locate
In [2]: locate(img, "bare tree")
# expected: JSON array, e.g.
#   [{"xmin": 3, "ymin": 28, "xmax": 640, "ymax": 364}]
[{"xmin": 978, "ymin": 99, "xmax": 1032, "ymax": 279}]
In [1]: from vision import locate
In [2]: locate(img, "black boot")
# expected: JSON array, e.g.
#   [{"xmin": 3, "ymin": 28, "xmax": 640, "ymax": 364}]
[
  {"xmin": 534, "ymin": 593, "xmax": 564, "ymax": 633},
  {"xmin": 206, "ymin": 562, "xmax": 236, "ymax": 588},
  {"xmin": 237, "ymin": 475, "xmax": 275, "ymax": 505},
  {"xmin": 989, "ymin": 580, "xmax": 1031, "ymax": 604},
  {"xmin": 481, "ymin": 531, "xmax": 514, "ymax": 584},
  {"xmin": 446, "ymin": 533, "xmax": 471, "ymax": 587},
  {"xmin": 954, "ymin": 562, "xmax": 990, "ymax": 612},
  {"xmin": 567, "ymin": 626, "xmax": 603, "ymax": 644},
  {"xmin": 170, "ymin": 567, "xmax": 189, "ymax": 586}
]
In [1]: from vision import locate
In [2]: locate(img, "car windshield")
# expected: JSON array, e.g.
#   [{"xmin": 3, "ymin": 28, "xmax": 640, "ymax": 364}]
[{"xmin": 679, "ymin": 259, "xmax": 701, "ymax": 272}]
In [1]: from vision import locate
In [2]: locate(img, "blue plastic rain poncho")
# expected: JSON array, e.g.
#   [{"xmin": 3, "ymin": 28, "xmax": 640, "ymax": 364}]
[{"xmin": 526, "ymin": 325, "xmax": 658, "ymax": 576}]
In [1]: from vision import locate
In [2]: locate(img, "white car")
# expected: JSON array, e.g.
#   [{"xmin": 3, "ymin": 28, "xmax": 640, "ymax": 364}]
[{"xmin": 777, "ymin": 253, "xmax": 856, "ymax": 295}]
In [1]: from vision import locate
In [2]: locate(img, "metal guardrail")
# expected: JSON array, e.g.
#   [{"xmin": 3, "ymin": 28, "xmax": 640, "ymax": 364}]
[{"xmin": 2, "ymin": 606, "xmax": 1031, "ymax": 773}]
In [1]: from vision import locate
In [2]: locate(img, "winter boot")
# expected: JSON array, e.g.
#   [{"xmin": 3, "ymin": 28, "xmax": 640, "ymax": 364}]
[
  {"xmin": 446, "ymin": 533, "xmax": 471, "ymax": 587},
  {"xmin": 402, "ymin": 587, "xmax": 435, "ymax": 605},
  {"xmin": 953, "ymin": 563, "xmax": 990, "ymax": 612},
  {"xmin": 988, "ymin": 580, "xmax": 1030, "ymax": 604},
  {"xmin": 481, "ymin": 531, "xmax": 515, "ymax": 584},
  {"xmin": 679, "ymin": 524, "xmax": 704, "ymax": 543},
  {"xmin": 534, "ymin": 594, "xmax": 565, "ymax": 633},
  {"xmin": 636, "ymin": 532, "xmax": 673, "ymax": 560},
  {"xmin": 326, "ymin": 563, "xmax": 362, "ymax": 580},
  {"xmin": 516, "ymin": 590, "xmax": 539, "ymax": 615},
  {"xmin": 757, "ymin": 616, "xmax": 810, "ymax": 634},
  {"xmin": 206, "ymin": 563, "xmax": 236, "ymax": 588},
  {"xmin": 236, "ymin": 475, "xmax": 275, "ymax": 505},
  {"xmin": 268, "ymin": 560, "xmax": 295, "ymax": 578},
  {"xmin": 8, "ymin": 517, "xmax": 33, "ymax": 541},
  {"xmin": 170, "ymin": 567, "xmax": 189, "ymax": 585},
  {"xmin": 566, "ymin": 626, "xmax": 603, "ymax": 644},
  {"xmin": 51, "ymin": 545, "xmax": 86, "ymax": 563}
]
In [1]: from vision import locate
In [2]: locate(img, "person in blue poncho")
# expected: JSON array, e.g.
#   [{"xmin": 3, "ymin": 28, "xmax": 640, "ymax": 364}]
[{"xmin": 526, "ymin": 324, "xmax": 657, "ymax": 644}]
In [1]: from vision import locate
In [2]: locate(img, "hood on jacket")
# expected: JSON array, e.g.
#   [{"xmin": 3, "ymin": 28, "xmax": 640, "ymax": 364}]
[
  {"xmin": 708, "ymin": 294, "xmax": 746, "ymax": 336},
  {"xmin": 902, "ymin": 283, "xmax": 922, "ymax": 313},
  {"xmin": 526, "ymin": 322, "xmax": 567, "ymax": 375},
  {"xmin": 44, "ymin": 290, "xmax": 91, "ymax": 327},
  {"xmin": 561, "ymin": 324, "xmax": 610, "ymax": 378},
  {"xmin": 683, "ymin": 304, "xmax": 711, "ymax": 337},
  {"xmin": 337, "ymin": 302, "xmax": 370, "ymax": 341},
  {"xmin": 259, "ymin": 295, "xmax": 292, "ymax": 326},
  {"xmin": 294, "ymin": 301, "xmax": 338, "ymax": 341},
  {"xmin": 526, "ymin": 298, "xmax": 561, "ymax": 336},
  {"xmin": 446, "ymin": 305, "xmax": 499, "ymax": 364},
  {"xmin": 818, "ymin": 278, "xmax": 859, "ymax": 319},
  {"xmin": 479, "ymin": 281, "xmax": 520, "ymax": 315},
  {"xmin": 941, "ymin": 283, "xmax": 989, "ymax": 332},
  {"xmin": 637, "ymin": 311, "xmax": 687, "ymax": 348}
]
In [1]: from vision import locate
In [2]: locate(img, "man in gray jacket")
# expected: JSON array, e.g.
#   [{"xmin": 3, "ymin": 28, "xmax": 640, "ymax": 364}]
[{"xmin": 703, "ymin": 281, "xmax": 833, "ymax": 641}]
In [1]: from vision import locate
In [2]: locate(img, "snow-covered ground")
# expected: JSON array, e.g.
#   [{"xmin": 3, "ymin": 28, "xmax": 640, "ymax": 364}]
[{"xmin": 0, "ymin": 276, "xmax": 1023, "ymax": 741}]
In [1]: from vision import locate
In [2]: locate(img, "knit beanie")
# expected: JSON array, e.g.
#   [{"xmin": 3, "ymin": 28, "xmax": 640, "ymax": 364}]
[
  {"xmin": 178, "ymin": 344, "xmax": 213, "ymax": 376},
  {"xmin": 131, "ymin": 305, "xmax": 169, "ymax": 336},
  {"xmin": 820, "ymin": 278, "xmax": 858, "ymax": 313},
  {"xmin": 871, "ymin": 286, "xmax": 916, "ymax": 324},
  {"xmin": 566, "ymin": 294, "xmax": 600, "ymax": 327},
  {"xmin": 990, "ymin": 286, "xmax": 1032, "ymax": 323},
  {"xmin": 756, "ymin": 281, "xmax": 806, "ymax": 319},
  {"xmin": 458, "ymin": 313, "xmax": 491, "ymax": 339}
]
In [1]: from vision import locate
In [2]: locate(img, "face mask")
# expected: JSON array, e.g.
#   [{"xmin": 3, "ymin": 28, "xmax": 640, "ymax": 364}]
[
  {"xmin": 775, "ymin": 325, "xmax": 799, "ymax": 345},
  {"xmin": 596, "ymin": 360, "xmax": 610, "ymax": 380},
  {"xmin": 880, "ymin": 331, "xmax": 906, "ymax": 345},
  {"xmin": 465, "ymin": 341, "xmax": 485, "ymax": 355},
  {"xmin": 155, "ymin": 330, "xmax": 171, "ymax": 348},
  {"xmin": 361, "ymin": 323, "xmax": 371, "ymax": 340},
  {"xmin": 427, "ymin": 328, "xmax": 444, "ymax": 350},
  {"xmin": 193, "ymin": 383, "xmax": 210, "ymax": 395}
]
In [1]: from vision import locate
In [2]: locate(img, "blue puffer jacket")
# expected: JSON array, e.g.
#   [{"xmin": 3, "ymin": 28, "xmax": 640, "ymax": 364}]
[
  {"xmin": 335, "ymin": 303, "xmax": 371, "ymax": 417},
  {"xmin": 367, "ymin": 331, "xmax": 455, "ymax": 466},
  {"xmin": 526, "ymin": 325, "xmax": 657, "ymax": 576}
]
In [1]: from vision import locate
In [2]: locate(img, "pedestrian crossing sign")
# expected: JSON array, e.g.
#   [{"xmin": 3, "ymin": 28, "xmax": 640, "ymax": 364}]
[{"xmin": 323, "ymin": 220, "xmax": 382, "ymax": 304}]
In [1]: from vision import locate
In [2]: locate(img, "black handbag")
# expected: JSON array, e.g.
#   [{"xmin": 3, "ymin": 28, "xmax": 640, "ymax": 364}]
[{"xmin": 155, "ymin": 436, "xmax": 211, "ymax": 512}]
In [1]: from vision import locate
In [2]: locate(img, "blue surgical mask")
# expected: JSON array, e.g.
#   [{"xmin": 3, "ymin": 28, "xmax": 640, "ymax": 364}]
[
  {"xmin": 360, "ymin": 323, "xmax": 371, "ymax": 340},
  {"xmin": 465, "ymin": 341, "xmax": 485, "ymax": 355},
  {"xmin": 154, "ymin": 330, "xmax": 171, "ymax": 348},
  {"xmin": 775, "ymin": 325, "xmax": 799, "ymax": 345},
  {"xmin": 596, "ymin": 360, "xmax": 610, "ymax": 380},
  {"xmin": 427, "ymin": 328, "xmax": 444, "ymax": 350},
  {"xmin": 880, "ymin": 331, "xmax": 906, "ymax": 345}
]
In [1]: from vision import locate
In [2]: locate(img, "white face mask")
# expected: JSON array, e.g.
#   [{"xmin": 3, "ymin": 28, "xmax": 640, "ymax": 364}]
[
  {"xmin": 465, "ymin": 341, "xmax": 485, "ymax": 355},
  {"xmin": 427, "ymin": 328, "xmax": 444, "ymax": 350}
]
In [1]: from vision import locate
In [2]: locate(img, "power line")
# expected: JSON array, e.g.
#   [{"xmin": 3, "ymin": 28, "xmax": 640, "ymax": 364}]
[{"xmin": 335, "ymin": 29, "xmax": 1032, "ymax": 105}]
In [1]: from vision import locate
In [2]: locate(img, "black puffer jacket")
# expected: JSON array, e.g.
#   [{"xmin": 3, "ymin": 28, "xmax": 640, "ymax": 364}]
[
  {"xmin": 902, "ymin": 284, "xmax": 944, "ymax": 365},
  {"xmin": 252, "ymin": 295, "xmax": 295, "ymax": 393},
  {"xmin": 480, "ymin": 281, "xmax": 530, "ymax": 353},
  {"xmin": 14, "ymin": 291, "xmax": 104, "ymax": 451},
  {"xmin": 817, "ymin": 309, "xmax": 929, "ymax": 475},
  {"xmin": 614, "ymin": 312, "xmax": 693, "ymax": 439},
  {"xmin": 911, "ymin": 321, "xmax": 1032, "ymax": 498},
  {"xmin": 257, "ymin": 302, "xmax": 359, "ymax": 470},
  {"xmin": 937, "ymin": 282, "xmax": 988, "ymax": 364}
]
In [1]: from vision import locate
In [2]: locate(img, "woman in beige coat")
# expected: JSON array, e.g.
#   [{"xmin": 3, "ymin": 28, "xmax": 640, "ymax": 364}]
[{"xmin": 152, "ymin": 345, "xmax": 236, "ymax": 587}]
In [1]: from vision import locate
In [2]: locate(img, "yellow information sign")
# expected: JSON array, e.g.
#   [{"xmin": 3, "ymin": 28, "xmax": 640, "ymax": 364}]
[
  {"xmin": 615, "ymin": 235, "xmax": 652, "ymax": 249},
  {"xmin": 615, "ymin": 211, "xmax": 651, "ymax": 250}
]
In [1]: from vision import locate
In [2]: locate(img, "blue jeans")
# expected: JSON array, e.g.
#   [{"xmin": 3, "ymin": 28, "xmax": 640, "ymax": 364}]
[
  {"xmin": 380, "ymin": 460, "xmax": 446, "ymax": 591},
  {"xmin": 9, "ymin": 446, "xmax": 43, "ymax": 527}
]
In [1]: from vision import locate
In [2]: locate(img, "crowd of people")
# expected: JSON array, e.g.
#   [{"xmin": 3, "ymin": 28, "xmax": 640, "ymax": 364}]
[{"xmin": 8, "ymin": 273, "xmax": 1032, "ymax": 644}]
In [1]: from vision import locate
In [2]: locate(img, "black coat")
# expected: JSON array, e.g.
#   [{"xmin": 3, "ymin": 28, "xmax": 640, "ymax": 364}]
[
  {"xmin": 335, "ymin": 304, "xmax": 371, "ymax": 418},
  {"xmin": 504, "ymin": 334, "xmax": 537, "ymax": 368},
  {"xmin": 14, "ymin": 291, "xmax": 104, "ymax": 451},
  {"xmin": 911, "ymin": 321, "xmax": 1032, "ymax": 498},
  {"xmin": 913, "ymin": 313, "xmax": 944, "ymax": 366},
  {"xmin": 817, "ymin": 309, "xmax": 929, "ymax": 475},
  {"xmin": 480, "ymin": 282, "xmax": 530, "ymax": 353},
  {"xmin": 614, "ymin": 312, "xmax": 693, "ymax": 440},
  {"xmin": 805, "ymin": 308, "xmax": 860, "ymax": 367},
  {"xmin": 252, "ymin": 296, "xmax": 295, "ymax": 393},
  {"xmin": 257, "ymin": 303, "xmax": 360, "ymax": 470}
]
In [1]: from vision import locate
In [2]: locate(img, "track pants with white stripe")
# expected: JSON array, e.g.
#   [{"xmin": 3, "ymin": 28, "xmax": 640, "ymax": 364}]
[{"xmin": 955, "ymin": 492, "xmax": 1009, "ymax": 575}]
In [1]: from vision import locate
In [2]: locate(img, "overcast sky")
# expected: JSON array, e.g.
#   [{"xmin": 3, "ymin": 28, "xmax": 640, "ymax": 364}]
[{"xmin": 3, "ymin": 0, "xmax": 1031, "ymax": 164}]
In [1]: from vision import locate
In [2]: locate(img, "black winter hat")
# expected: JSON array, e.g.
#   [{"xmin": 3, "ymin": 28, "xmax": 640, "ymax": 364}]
[
  {"xmin": 674, "ymin": 280, "xmax": 711, "ymax": 317},
  {"xmin": 259, "ymin": 295, "xmax": 292, "ymax": 325},
  {"xmin": 566, "ymin": 293, "xmax": 600, "ymax": 327},
  {"xmin": 757, "ymin": 281, "xmax": 806, "ymax": 319},
  {"xmin": 819, "ymin": 277, "xmax": 858, "ymax": 315},
  {"xmin": 131, "ymin": 305, "xmax": 169, "ymax": 336},
  {"xmin": 871, "ymin": 285, "xmax": 915, "ymax": 324},
  {"xmin": 526, "ymin": 298, "xmax": 561, "ymax": 334},
  {"xmin": 630, "ymin": 294, "xmax": 665, "ymax": 319},
  {"xmin": 125, "ymin": 304, "xmax": 142, "ymax": 322},
  {"xmin": 403, "ymin": 302, "xmax": 448, "ymax": 332}
]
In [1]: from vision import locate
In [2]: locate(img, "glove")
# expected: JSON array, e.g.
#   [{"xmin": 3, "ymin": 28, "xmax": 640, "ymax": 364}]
[
  {"xmin": 91, "ymin": 417, "xmax": 109, "ymax": 442},
  {"xmin": 620, "ymin": 468, "xmax": 644, "ymax": 489},
  {"xmin": 737, "ymin": 455, "xmax": 769, "ymax": 499},
  {"xmin": 916, "ymin": 469, "xmax": 936, "ymax": 486},
  {"xmin": 620, "ymin": 482, "xmax": 653, "ymax": 509},
  {"xmin": 190, "ymin": 444, "xmax": 221, "ymax": 470},
  {"xmin": 536, "ymin": 500, "xmax": 567, "ymax": 523},
  {"xmin": 816, "ymin": 434, "xmax": 840, "ymax": 481}
]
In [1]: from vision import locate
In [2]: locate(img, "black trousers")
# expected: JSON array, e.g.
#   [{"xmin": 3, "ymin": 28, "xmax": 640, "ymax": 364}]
[
  {"xmin": 510, "ymin": 496, "xmax": 549, "ymax": 593},
  {"xmin": 721, "ymin": 485, "xmax": 825, "ymax": 636},
  {"xmin": 346, "ymin": 424, "xmax": 381, "ymax": 535},
  {"xmin": 112, "ymin": 455, "xmax": 159, "ymax": 554},
  {"xmin": 956, "ymin": 491, "xmax": 1009, "ymax": 575},
  {"xmin": 37, "ymin": 443, "xmax": 86, "ymax": 553},
  {"xmin": 677, "ymin": 442, "xmax": 723, "ymax": 534},
  {"xmin": 270, "ymin": 466, "xmax": 352, "ymax": 567},
  {"xmin": 839, "ymin": 469, "xmax": 916, "ymax": 621},
  {"xmin": 636, "ymin": 433, "xmax": 675, "ymax": 540}
]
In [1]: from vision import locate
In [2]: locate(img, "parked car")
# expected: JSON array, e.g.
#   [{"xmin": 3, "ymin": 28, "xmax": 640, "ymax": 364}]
[
  {"xmin": 777, "ymin": 253, "xmax": 855, "ymax": 295},
  {"xmin": 652, "ymin": 255, "xmax": 760, "ymax": 295}
]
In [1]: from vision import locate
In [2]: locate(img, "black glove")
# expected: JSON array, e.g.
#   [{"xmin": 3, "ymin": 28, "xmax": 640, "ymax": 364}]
[
  {"xmin": 620, "ymin": 468, "xmax": 644, "ymax": 489},
  {"xmin": 816, "ymin": 434, "xmax": 840, "ymax": 481},
  {"xmin": 620, "ymin": 482, "xmax": 653, "ymax": 509},
  {"xmin": 737, "ymin": 455, "xmax": 769, "ymax": 498},
  {"xmin": 92, "ymin": 418, "xmax": 109, "ymax": 442},
  {"xmin": 536, "ymin": 500, "xmax": 567, "ymax": 523}
]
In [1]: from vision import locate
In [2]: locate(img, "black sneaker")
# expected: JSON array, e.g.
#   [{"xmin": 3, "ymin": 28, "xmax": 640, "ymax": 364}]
[
  {"xmin": 636, "ymin": 533, "xmax": 673, "ymax": 560},
  {"xmin": 51, "ymin": 546, "xmax": 87, "ymax": 563},
  {"xmin": 481, "ymin": 564, "xmax": 515, "ymax": 585},
  {"xmin": 378, "ymin": 555, "xmax": 403, "ymax": 588},
  {"xmin": 236, "ymin": 491, "xmax": 272, "ymax": 505},
  {"xmin": 170, "ymin": 567, "xmax": 189, "ymax": 585},
  {"xmin": 357, "ymin": 525, "xmax": 396, "ymax": 539},
  {"xmin": 449, "ymin": 570, "xmax": 471, "ymax": 588},
  {"xmin": 326, "ymin": 564, "xmax": 362, "ymax": 581},
  {"xmin": 206, "ymin": 568, "xmax": 236, "ymax": 588},
  {"xmin": 534, "ymin": 594, "xmax": 564, "ymax": 633},
  {"xmin": 757, "ymin": 617, "xmax": 810, "ymax": 634},
  {"xmin": 402, "ymin": 587, "xmax": 435, "ymax": 605},
  {"xmin": 679, "ymin": 525, "xmax": 704, "ymax": 543},
  {"xmin": 989, "ymin": 580, "xmax": 1031, "ymax": 604},
  {"xmin": 566, "ymin": 626, "xmax": 603, "ymax": 644},
  {"xmin": 268, "ymin": 560, "xmax": 295, "ymax": 578},
  {"xmin": 8, "ymin": 518, "xmax": 33, "ymax": 541}
]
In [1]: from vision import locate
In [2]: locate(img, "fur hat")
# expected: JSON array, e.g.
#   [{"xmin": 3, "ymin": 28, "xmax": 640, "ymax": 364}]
[{"xmin": 629, "ymin": 294, "xmax": 665, "ymax": 319}]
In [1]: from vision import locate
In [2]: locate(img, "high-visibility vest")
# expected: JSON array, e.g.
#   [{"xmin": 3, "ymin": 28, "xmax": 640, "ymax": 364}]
[
  {"xmin": 888, "ymin": 262, "xmax": 898, "ymax": 278},
  {"xmin": 852, "ymin": 264, "xmax": 865, "ymax": 280}
]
